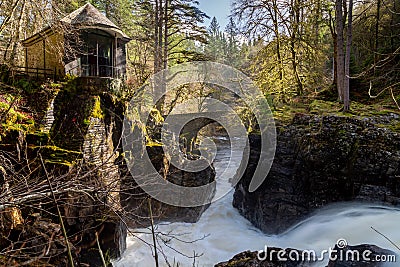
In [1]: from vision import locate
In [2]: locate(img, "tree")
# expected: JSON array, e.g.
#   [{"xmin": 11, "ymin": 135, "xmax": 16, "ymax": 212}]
[
  {"xmin": 334, "ymin": 0, "xmax": 353, "ymax": 111},
  {"xmin": 225, "ymin": 17, "xmax": 241, "ymax": 67},
  {"xmin": 129, "ymin": 0, "xmax": 207, "ymax": 111},
  {"xmin": 350, "ymin": 0, "xmax": 400, "ymax": 107},
  {"xmin": 335, "ymin": 0, "xmax": 345, "ymax": 102},
  {"xmin": 343, "ymin": 0, "xmax": 353, "ymax": 112},
  {"xmin": 209, "ymin": 16, "xmax": 219, "ymax": 36},
  {"xmin": 204, "ymin": 17, "xmax": 223, "ymax": 62},
  {"xmin": 231, "ymin": 0, "xmax": 330, "ymax": 101}
]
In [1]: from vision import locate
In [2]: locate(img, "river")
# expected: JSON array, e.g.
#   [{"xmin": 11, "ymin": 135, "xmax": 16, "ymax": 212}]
[{"xmin": 114, "ymin": 142, "xmax": 400, "ymax": 267}]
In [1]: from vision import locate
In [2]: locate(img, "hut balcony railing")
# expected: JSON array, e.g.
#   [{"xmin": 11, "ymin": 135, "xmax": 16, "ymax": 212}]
[
  {"xmin": 66, "ymin": 59, "xmax": 122, "ymax": 79},
  {"xmin": 12, "ymin": 66, "xmax": 57, "ymax": 80}
]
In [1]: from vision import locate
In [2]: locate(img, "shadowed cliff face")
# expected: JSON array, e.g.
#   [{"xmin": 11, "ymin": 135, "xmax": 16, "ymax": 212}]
[
  {"xmin": 119, "ymin": 137, "xmax": 217, "ymax": 228},
  {"xmin": 233, "ymin": 114, "xmax": 400, "ymax": 234}
]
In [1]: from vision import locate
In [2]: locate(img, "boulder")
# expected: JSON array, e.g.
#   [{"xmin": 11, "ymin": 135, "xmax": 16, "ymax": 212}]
[
  {"xmin": 327, "ymin": 244, "xmax": 398, "ymax": 267},
  {"xmin": 120, "ymin": 144, "xmax": 216, "ymax": 227},
  {"xmin": 215, "ymin": 249, "xmax": 311, "ymax": 267},
  {"xmin": 215, "ymin": 244, "xmax": 398, "ymax": 267}
]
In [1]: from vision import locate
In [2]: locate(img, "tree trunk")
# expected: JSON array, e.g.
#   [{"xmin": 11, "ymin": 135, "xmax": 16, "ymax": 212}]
[
  {"xmin": 271, "ymin": 1, "xmax": 283, "ymax": 82},
  {"xmin": 374, "ymin": 0, "xmax": 381, "ymax": 67},
  {"xmin": 335, "ymin": 0, "xmax": 345, "ymax": 102},
  {"xmin": 390, "ymin": 0, "xmax": 395, "ymax": 51},
  {"xmin": 158, "ymin": 0, "xmax": 163, "ymax": 70},
  {"xmin": 10, "ymin": 0, "xmax": 26, "ymax": 66},
  {"xmin": 344, "ymin": 0, "xmax": 353, "ymax": 112},
  {"xmin": 333, "ymin": 32, "xmax": 338, "ymax": 88},
  {"xmin": 163, "ymin": 0, "xmax": 169, "ymax": 70},
  {"xmin": 291, "ymin": 0, "xmax": 303, "ymax": 95},
  {"xmin": 328, "ymin": 10, "xmax": 338, "ymax": 92},
  {"xmin": 154, "ymin": 0, "xmax": 160, "ymax": 73}
]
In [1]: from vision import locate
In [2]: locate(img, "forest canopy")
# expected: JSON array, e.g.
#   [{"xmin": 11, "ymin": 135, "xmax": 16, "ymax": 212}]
[{"xmin": 0, "ymin": 0, "xmax": 399, "ymax": 111}]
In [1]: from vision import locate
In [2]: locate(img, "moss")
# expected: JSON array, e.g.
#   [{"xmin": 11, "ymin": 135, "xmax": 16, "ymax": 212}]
[
  {"xmin": 1, "ymin": 121, "xmax": 35, "ymax": 135},
  {"xmin": 83, "ymin": 118, "xmax": 91, "ymax": 125},
  {"xmin": 26, "ymin": 131, "xmax": 50, "ymax": 145},
  {"xmin": 309, "ymin": 99, "xmax": 342, "ymax": 114},
  {"xmin": 28, "ymin": 145, "xmax": 82, "ymax": 165},
  {"xmin": 388, "ymin": 122, "xmax": 400, "ymax": 132},
  {"xmin": 273, "ymin": 105, "xmax": 298, "ymax": 124},
  {"xmin": 91, "ymin": 96, "xmax": 105, "ymax": 119},
  {"xmin": 61, "ymin": 75, "xmax": 79, "ymax": 94},
  {"xmin": 146, "ymin": 140, "xmax": 163, "ymax": 147},
  {"xmin": 273, "ymin": 97, "xmax": 400, "ymax": 126},
  {"xmin": 337, "ymin": 129, "xmax": 347, "ymax": 135},
  {"xmin": 49, "ymin": 82, "xmax": 63, "ymax": 89},
  {"xmin": 149, "ymin": 108, "xmax": 164, "ymax": 124},
  {"xmin": 44, "ymin": 159, "xmax": 75, "ymax": 167},
  {"xmin": 376, "ymin": 122, "xmax": 400, "ymax": 133},
  {"xmin": 0, "ymin": 95, "xmax": 36, "ymax": 136},
  {"xmin": 12, "ymin": 78, "xmax": 40, "ymax": 94}
]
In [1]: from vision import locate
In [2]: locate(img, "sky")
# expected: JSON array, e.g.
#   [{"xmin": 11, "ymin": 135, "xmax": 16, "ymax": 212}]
[{"xmin": 197, "ymin": 0, "xmax": 232, "ymax": 31}]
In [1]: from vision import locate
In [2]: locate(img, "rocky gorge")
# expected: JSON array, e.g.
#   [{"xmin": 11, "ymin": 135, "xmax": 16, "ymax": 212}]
[
  {"xmin": 234, "ymin": 113, "xmax": 400, "ymax": 234},
  {"xmin": 220, "ymin": 113, "xmax": 400, "ymax": 266}
]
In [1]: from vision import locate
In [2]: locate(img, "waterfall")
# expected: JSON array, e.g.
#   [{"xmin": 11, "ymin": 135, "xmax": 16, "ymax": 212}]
[{"xmin": 114, "ymin": 145, "xmax": 400, "ymax": 267}]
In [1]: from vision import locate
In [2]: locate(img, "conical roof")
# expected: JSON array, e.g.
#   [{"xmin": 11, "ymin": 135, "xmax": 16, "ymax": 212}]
[
  {"xmin": 61, "ymin": 3, "xmax": 117, "ymax": 29},
  {"xmin": 61, "ymin": 3, "xmax": 130, "ymax": 40},
  {"xmin": 22, "ymin": 3, "xmax": 130, "ymax": 46}
]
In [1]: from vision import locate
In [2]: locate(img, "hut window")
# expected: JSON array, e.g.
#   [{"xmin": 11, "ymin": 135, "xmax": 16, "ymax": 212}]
[{"xmin": 80, "ymin": 31, "xmax": 113, "ymax": 77}]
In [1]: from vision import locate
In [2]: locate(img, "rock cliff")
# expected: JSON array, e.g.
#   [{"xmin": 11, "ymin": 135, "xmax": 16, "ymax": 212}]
[
  {"xmin": 233, "ymin": 114, "xmax": 400, "ymax": 234},
  {"xmin": 0, "ymin": 79, "xmax": 216, "ymax": 265}
]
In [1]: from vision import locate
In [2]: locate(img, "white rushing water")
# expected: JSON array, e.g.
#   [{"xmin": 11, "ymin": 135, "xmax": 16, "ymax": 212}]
[{"xmin": 114, "ymin": 144, "xmax": 400, "ymax": 267}]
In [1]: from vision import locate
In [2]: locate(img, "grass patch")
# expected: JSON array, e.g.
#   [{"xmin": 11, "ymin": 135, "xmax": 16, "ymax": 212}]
[{"xmin": 273, "ymin": 96, "xmax": 400, "ymax": 126}]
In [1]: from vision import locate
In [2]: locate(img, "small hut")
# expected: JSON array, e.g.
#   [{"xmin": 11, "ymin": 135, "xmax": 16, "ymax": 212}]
[{"xmin": 21, "ymin": 3, "xmax": 131, "ymax": 79}]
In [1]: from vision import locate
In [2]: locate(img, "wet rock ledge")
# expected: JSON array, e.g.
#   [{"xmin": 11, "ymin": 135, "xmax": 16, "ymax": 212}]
[{"xmin": 215, "ymin": 244, "xmax": 398, "ymax": 267}]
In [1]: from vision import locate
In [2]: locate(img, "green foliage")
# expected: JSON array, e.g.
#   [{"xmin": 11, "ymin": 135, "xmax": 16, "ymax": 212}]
[
  {"xmin": 60, "ymin": 74, "xmax": 79, "ymax": 94},
  {"xmin": 248, "ymin": 32, "xmax": 329, "ymax": 104},
  {"xmin": 231, "ymin": 0, "xmax": 333, "ymax": 103},
  {"xmin": 309, "ymin": 99, "xmax": 341, "ymax": 114},
  {"xmin": 127, "ymin": 0, "xmax": 209, "ymax": 87},
  {"xmin": 13, "ymin": 78, "xmax": 39, "ymax": 94},
  {"xmin": 203, "ymin": 17, "xmax": 242, "ymax": 68},
  {"xmin": 351, "ymin": 0, "xmax": 400, "ymax": 103}
]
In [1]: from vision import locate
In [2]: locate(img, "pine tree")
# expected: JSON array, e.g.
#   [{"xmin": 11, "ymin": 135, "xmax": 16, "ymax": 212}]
[
  {"xmin": 205, "ymin": 17, "xmax": 222, "ymax": 61},
  {"xmin": 225, "ymin": 17, "xmax": 240, "ymax": 67},
  {"xmin": 209, "ymin": 17, "xmax": 220, "ymax": 37}
]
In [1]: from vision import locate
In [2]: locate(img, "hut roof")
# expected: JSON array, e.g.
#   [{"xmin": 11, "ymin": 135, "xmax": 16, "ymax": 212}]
[{"xmin": 22, "ymin": 3, "xmax": 130, "ymax": 46}]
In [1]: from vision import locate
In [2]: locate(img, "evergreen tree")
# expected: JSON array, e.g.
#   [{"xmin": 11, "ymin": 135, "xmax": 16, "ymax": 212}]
[
  {"xmin": 225, "ymin": 17, "xmax": 240, "ymax": 67},
  {"xmin": 205, "ymin": 17, "xmax": 223, "ymax": 61},
  {"xmin": 209, "ymin": 16, "xmax": 219, "ymax": 37}
]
